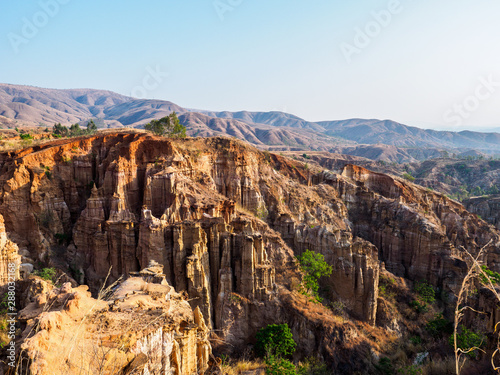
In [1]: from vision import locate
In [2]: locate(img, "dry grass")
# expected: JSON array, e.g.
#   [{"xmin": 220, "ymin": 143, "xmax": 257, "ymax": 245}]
[
  {"xmin": 219, "ymin": 358, "xmax": 265, "ymax": 375},
  {"xmin": 13, "ymin": 269, "xmax": 133, "ymax": 375},
  {"xmin": 421, "ymin": 357, "xmax": 456, "ymax": 375},
  {"xmin": 234, "ymin": 202, "xmax": 255, "ymax": 217},
  {"xmin": 0, "ymin": 138, "xmax": 45, "ymax": 151}
]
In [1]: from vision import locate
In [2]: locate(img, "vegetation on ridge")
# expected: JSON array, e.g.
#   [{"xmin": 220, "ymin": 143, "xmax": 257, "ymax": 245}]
[
  {"xmin": 144, "ymin": 112, "xmax": 186, "ymax": 138},
  {"xmin": 52, "ymin": 120, "xmax": 98, "ymax": 138}
]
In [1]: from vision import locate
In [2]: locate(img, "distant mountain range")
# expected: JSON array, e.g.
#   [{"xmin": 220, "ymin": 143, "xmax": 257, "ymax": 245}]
[{"xmin": 1, "ymin": 83, "xmax": 500, "ymax": 162}]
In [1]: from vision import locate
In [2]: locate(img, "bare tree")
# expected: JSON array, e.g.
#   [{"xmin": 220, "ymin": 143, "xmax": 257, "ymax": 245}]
[{"xmin": 452, "ymin": 240, "xmax": 500, "ymax": 374}]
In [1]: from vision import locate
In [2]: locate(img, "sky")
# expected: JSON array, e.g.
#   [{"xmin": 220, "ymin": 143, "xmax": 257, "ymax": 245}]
[{"xmin": 1, "ymin": 0, "xmax": 500, "ymax": 130}]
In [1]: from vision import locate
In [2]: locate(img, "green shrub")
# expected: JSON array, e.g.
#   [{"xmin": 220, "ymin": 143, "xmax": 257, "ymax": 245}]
[
  {"xmin": 21, "ymin": 139, "xmax": 33, "ymax": 147},
  {"xmin": 409, "ymin": 300, "xmax": 428, "ymax": 314},
  {"xmin": 329, "ymin": 300, "xmax": 346, "ymax": 317},
  {"xmin": 53, "ymin": 123, "xmax": 69, "ymax": 137},
  {"xmin": 480, "ymin": 265, "xmax": 500, "ymax": 285},
  {"xmin": 297, "ymin": 357, "xmax": 329, "ymax": 375},
  {"xmin": 379, "ymin": 284, "xmax": 387, "ymax": 296},
  {"xmin": 425, "ymin": 314, "xmax": 452, "ymax": 337},
  {"xmin": 69, "ymin": 123, "xmax": 83, "ymax": 136},
  {"xmin": 144, "ymin": 112, "xmax": 186, "ymax": 137},
  {"xmin": 229, "ymin": 293, "xmax": 242, "ymax": 303},
  {"xmin": 0, "ymin": 293, "xmax": 8, "ymax": 314},
  {"xmin": 35, "ymin": 268, "xmax": 57, "ymax": 282},
  {"xmin": 414, "ymin": 281, "xmax": 435, "ymax": 304},
  {"xmin": 380, "ymin": 274, "xmax": 396, "ymax": 285},
  {"xmin": 86, "ymin": 119, "xmax": 98, "ymax": 134},
  {"xmin": 449, "ymin": 326, "xmax": 485, "ymax": 359},
  {"xmin": 375, "ymin": 357, "xmax": 394, "ymax": 375},
  {"xmin": 409, "ymin": 336, "xmax": 421, "ymax": 345},
  {"xmin": 255, "ymin": 323, "xmax": 296, "ymax": 358},
  {"xmin": 297, "ymin": 250, "xmax": 332, "ymax": 302},
  {"xmin": 44, "ymin": 166, "xmax": 52, "ymax": 180},
  {"xmin": 402, "ymin": 173, "xmax": 415, "ymax": 182},
  {"xmin": 69, "ymin": 263, "xmax": 83, "ymax": 281},
  {"xmin": 266, "ymin": 356, "xmax": 297, "ymax": 375},
  {"xmin": 255, "ymin": 205, "xmax": 269, "ymax": 221},
  {"xmin": 379, "ymin": 275, "xmax": 396, "ymax": 300},
  {"xmin": 20, "ymin": 133, "xmax": 33, "ymax": 140}
]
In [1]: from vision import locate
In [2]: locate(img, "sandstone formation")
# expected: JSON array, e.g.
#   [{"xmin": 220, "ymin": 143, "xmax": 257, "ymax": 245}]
[
  {"xmin": 16, "ymin": 262, "xmax": 211, "ymax": 375},
  {"xmin": 0, "ymin": 133, "xmax": 499, "ymax": 372}
]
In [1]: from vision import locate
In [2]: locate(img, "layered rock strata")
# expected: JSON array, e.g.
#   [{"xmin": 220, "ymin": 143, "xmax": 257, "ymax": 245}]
[{"xmin": 0, "ymin": 133, "xmax": 499, "ymax": 370}]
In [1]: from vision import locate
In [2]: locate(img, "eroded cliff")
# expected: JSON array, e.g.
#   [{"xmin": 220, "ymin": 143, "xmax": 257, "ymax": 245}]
[
  {"xmin": 16, "ymin": 262, "xmax": 211, "ymax": 375},
  {"xmin": 1, "ymin": 132, "xmax": 499, "ymax": 372}
]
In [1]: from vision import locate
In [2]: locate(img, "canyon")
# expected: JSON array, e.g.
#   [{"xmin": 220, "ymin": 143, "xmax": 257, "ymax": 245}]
[{"xmin": 0, "ymin": 131, "xmax": 499, "ymax": 374}]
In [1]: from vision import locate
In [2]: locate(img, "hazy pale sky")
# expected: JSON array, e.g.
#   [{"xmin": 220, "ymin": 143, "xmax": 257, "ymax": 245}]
[{"xmin": 1, "ymin": 0, "xmax": 500, "ymax": 130}]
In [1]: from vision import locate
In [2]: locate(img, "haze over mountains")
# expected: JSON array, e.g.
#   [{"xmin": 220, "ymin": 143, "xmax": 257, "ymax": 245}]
[{"xmin": 1, "ymin": 83, "xmax": 500, "ymax": 161}]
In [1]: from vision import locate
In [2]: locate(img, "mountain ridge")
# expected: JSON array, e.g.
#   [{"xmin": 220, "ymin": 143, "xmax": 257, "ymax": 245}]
[{"xmin": 1, "ymin": 83, "xmax": 500, "ymax": 156}]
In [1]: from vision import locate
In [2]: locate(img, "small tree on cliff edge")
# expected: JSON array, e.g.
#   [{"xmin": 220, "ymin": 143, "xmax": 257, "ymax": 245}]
[
  {"xmin": 144, "ymin": 112, "xmax": 186, "ymax": 138},
  {"xmin": 297, "ymin": 249, "xmax": 332, "ymax": 302}
]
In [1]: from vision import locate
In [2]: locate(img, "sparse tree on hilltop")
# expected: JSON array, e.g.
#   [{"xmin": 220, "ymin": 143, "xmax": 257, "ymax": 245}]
[
  {"xmin": 53, "ymin": 123, "xmax": 69, "ymax": 137},
  {"xmin": 70, "ymin": 123, "xmax": 82, "ymax": 136},
  {"xmin": 144, "ymin": 112, "xmax": 186, "ymax": 138},
  {"xmin": 170, "ymin": 112, "xmax": 186, "ymax": 138},
  {"xmin": 87, "ymin": 119, "xmax": 98, "ymax": 134}
]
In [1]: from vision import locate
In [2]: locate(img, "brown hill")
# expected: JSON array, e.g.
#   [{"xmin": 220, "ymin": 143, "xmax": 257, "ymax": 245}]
[
  {"xmin": 0, "ymin": 84, "xmax": 131, "ymax": 125},
  {"xmin": 179, "ymin": 112, "xmax": 350, "ymax": 149},
  {"xmin": 2, "ymin": 84, "xmax": 500, "ymax": 159}
]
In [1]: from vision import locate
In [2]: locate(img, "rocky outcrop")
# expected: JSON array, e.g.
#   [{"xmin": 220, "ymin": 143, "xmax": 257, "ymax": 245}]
[
  {"xmin": 319, "ymin": 165, "xmax": 500, "ymax": 290},
  {"xmin": 1, "ymin": 133, "xmax": 500, "ymax": 372},
  {"xmin": 17, "ymin": 262, "xmax": 211, "ymax": 375},
  {"xmin": 274, "ymin": 214, "xmax": 380, "ymax": 323},
  {"xmin": 0, "ymin": 213, "xmax": 20, "ymax": 285},
  {"xmin": 464, "ymin": 195, "xmax": 500, "ymax": 230}
]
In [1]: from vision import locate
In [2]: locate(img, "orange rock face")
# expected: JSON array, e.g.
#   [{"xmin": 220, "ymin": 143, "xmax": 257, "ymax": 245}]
[{"xmin": 1, "ymin": 133, "xmax": 499, "ymax": 372}]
